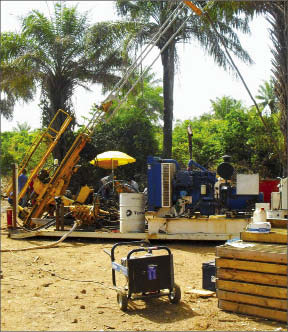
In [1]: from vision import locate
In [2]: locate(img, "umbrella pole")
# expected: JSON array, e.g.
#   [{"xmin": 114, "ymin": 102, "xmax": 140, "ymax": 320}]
[{"xmin": 112, "ymin": 160, "xmax": 114, "ymax": 192}]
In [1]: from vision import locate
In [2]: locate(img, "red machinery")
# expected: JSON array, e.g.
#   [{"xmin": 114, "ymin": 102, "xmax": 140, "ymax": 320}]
[{"xmin": 259, "ymin": 179, "xmax": 279, "ymax": 203}]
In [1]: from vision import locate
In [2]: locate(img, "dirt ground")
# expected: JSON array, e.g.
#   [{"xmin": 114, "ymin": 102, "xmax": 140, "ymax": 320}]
[{"xmin": 1, "ymin": 199, "xmax": 287, "ymax": 332}]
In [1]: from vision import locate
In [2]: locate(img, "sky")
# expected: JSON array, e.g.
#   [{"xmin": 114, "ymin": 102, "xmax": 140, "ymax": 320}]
[{"xmin": 1, "ymin": 1, "xmax": 273, "ymax": 132}]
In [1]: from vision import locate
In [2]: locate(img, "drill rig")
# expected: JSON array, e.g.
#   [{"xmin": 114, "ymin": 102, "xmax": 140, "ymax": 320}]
[
  {"xmin": 6, "ymin": 1, "xmax": 267, "ymax": 240},
  {"xmin": 14, "ymin": 104, "xmax": 113, "ymax": 229}
]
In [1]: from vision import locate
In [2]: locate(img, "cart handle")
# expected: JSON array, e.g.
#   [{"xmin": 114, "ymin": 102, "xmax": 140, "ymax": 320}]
[
  {"xmin": 110, "ymin": 240, "xmax": 150, "ymax": 262},
  {"xmin": 127, "ymin": 246, "xmax": 171, "ymax": 260}
]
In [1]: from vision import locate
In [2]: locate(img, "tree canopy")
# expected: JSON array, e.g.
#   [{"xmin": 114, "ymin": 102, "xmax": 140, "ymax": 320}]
[
  {"xmin": 172, "ymin": 95, "xmax": 282, "ymax": 178},
  {"xmin": 116, "ymin": 0, "xmax": 254, "ymax": 158},
  {"xmin": 0, "ymin": 2, "xmax": 129, "ymax": 159}
]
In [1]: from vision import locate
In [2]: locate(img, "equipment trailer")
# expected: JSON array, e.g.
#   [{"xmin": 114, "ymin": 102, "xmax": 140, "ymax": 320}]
[{"xmin": 9, "ymin": 214, "xmax": 249, "ymax": 241}]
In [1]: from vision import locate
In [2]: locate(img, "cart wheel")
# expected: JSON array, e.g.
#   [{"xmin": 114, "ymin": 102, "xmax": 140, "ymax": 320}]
[
  {"xmin": 117, "ymin": 291, "xmax": 128, "ymax": 311},
  {"xmin": 169, "ymin": 284, "xmax": 181, "ymax": 304}
]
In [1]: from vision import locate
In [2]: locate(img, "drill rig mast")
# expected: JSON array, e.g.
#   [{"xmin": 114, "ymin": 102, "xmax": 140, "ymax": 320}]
[{"xmin": 19, "ymin": 107, "xmax": 108, "ymax": 228}]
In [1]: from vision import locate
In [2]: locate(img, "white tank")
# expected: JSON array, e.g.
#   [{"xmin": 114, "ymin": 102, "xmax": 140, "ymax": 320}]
[{"xmin": 120, "ymin": 193, "xmax": 145, "ymax": 233}]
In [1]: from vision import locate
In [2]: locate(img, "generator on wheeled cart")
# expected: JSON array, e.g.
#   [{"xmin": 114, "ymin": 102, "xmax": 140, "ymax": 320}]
[{"xmin": 104, "ymin": 241, "xmax": 181, "ymax": 311}]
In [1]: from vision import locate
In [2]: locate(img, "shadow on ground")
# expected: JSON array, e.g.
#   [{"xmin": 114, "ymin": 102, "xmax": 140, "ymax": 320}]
[{"xmin": 125, "ymin": 296, "xmax": 197, "ymax": 323}]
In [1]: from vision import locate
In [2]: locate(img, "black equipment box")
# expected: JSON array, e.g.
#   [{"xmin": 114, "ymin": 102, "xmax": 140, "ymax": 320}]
[
  {"xmin": 127, "ymin": 254, "xmax": 174, "ymax": 293},
  {"xmin": 105, "ymin": 241, "xmax": 181, "ymax": 311},
  {"xmin": 202, "ymin": 260, "xmax": 216, "ymax": 292}
]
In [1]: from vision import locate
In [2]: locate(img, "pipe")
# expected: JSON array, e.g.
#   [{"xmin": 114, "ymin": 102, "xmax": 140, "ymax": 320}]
[{"xmin": 1, "ymin": 220, "xmax": 80, "ymax": 252}]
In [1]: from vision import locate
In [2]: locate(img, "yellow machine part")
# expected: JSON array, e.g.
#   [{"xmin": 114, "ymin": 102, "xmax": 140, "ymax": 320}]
[
  {"xmin": 46, "ymin": 179, "xmax": 65, "ymax": 204},
  {"xmin": 33, "ymin": 177, "xmax": 66, "ymax": 206},
  {"xmin": 76, "ymin": 185, "xmax": 93, "ymax": 204},
  {"xmin": 18, "ymin": 205, "xmax": 29, "ymax": 221},
  {"xmin": 61, "ymin": 196, "xmax": 75, "ymax": 206},
  {"xmin": 68, "ymin": 204, "xmax": 99, "ymax": 225},
  {"xmin": 33, "ymin": 177, "xmax": 48, "ymax": 195},
  {"xmin": 183, "ymin": 1, "xmax": 203, "ymax": 16}
]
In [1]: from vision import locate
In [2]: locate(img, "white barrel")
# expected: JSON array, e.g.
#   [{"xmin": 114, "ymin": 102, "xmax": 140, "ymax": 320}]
[{"xmin": 120, "ymin": 193, "xmax": 145, "ymax": 233}]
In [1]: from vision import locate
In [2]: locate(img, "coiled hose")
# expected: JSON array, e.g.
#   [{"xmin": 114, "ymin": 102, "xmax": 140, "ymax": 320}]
[{"xmin": 1, "ymin": 219, "xmax": 80, "ymax": 252}]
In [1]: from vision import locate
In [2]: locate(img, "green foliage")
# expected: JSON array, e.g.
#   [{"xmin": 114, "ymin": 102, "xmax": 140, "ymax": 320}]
[
  {"xmin": 245, "ymin": 107, "xmax": 282, "ymax": 177},
  {"xmin": 1, "ymin": 1, "xmax": 130, "ymax": 161},
  {"xmin": 0, "ymin": 129, "xmax": 51, "ymax": 176},
  {"xmin": 255, "ymin": 78, "xmax": 279, "ymax": 115},
  {"xmin": 89, "ymin": 108, "xmax": 159, "ymax": 189},
  {"xmin": 116, "ymin": 71, "xmax": 164, "ymax": 123},
  {"xmin": 210, "ymin": 96, "xmax": 244, "ymax": 120},
  {"xmin": 172, "ymin": 95, "xmax": 282, "ymax": 178},
  {"xmin": 116, "ymin": 0, "xmax": 255, "ymax": 158},
  {"xmin": 12, "ymin": 121, "xmax": 32, "ymax": 132},
  {"xmin": 69, "ymin": 75, "xmax": 162, "ymax": 191},
  {"xmin": 0, "ymin": 32, "xmax": 36, "ymax": 119},
  {"xmin": 173, "ymin": 117, "xmax": 223, "ymax": 170}
]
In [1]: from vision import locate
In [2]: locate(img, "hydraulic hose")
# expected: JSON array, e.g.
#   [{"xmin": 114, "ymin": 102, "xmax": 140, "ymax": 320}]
[{"xmin": 1, "ymin": 220, "xmax": 80, "ymax": 252}]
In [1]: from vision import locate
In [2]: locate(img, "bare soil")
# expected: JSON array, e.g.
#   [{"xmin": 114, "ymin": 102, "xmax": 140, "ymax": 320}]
[{"xmin": 1, "ymin": 199, "xmax": 287, "ymax": 331}]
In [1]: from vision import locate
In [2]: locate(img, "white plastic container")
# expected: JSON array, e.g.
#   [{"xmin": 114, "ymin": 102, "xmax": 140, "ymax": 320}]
[
  {"xmin": 120, "ymin": 193, "xmax": 145, "ymax": 233},
  {"xmin": 248, "ymin": 208, "xmax": 270, "ymax": 233},
  {"xmin": 253, "ymin": 207, "xmax": 267, "ymax": 223}
]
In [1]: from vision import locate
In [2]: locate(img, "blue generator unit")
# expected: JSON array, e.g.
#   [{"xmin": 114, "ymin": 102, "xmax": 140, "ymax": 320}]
[{"xmin": 147, "ymin": 156, "xmax": 217, "ymax": 216}]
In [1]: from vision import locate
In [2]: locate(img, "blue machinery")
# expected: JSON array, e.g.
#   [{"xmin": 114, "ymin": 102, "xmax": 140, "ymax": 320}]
[{"xmin": 147, "ymin": 156, "xmax": 263, "ymax": 217}]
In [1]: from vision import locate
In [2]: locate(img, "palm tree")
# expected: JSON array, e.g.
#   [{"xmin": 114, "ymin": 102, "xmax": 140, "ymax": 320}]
[
  {"xmin": 244, "ymin": 1, "xmax": 288, "ymax": 175},
  {"xmin": 1, "ymin": 2, "xmax": 128, "ymax": 160},
  {"xmin": 255, "ymin": 79, "xmax": 278, "ymax": 115},
  {"xmin": 265, "ymin": 2, "xmax": 288, "ymax": 175},
  {"xmin": 116, "ymin": 0, "xmax": 253, "ymax": 158},
  {"xmin": 210, "ymin": 96, "xmax": 244, "ymax": 120},
  {"xmin": 12, "ymin": 122, "xmax": 32, "ymax": 132},
  {"xmin": 221, "ymin": 1, "xmax": 287, "ymax": 175}
]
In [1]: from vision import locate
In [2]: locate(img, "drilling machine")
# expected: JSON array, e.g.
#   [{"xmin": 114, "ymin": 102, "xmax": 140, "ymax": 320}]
[{"xmin": 11, "ymin": 105, "xmax": 111, "ymax": 229}]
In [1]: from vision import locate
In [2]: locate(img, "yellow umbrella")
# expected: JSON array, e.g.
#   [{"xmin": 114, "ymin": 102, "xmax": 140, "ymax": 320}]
[{"xmin": 90, "ymin": 151, "xmax": 136, "ymax": 169}]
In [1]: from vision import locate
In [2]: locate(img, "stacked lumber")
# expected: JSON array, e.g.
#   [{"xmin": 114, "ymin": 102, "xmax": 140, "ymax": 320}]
[
  {"xmin": 241, "ymin": 228, "xmax": 287, "ymax": 244},
  {"xmin": 216, "ymin": 231, "xmax": 288, "ymax": 322}
]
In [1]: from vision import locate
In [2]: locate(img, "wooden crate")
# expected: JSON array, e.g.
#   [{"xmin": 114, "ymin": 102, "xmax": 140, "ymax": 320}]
[
  {"xmin": 216, "ymin": 242, "xmax": 288, "ymax": 322},
  {"xmin": 241, "ymin": 228, "xmax": 287, "ymax": 244}
]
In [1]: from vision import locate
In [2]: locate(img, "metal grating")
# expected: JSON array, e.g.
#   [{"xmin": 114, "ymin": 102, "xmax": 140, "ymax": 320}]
[{"xmin": 161, "ymin": 163, "xmax": 172, "ymax": 207}]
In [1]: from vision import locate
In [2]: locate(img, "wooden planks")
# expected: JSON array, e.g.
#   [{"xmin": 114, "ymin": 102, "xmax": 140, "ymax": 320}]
[
  {"xmin": 217, "ymin": 268, "xmax": 287, "ymax": 287},
  {"xmin": 218, "ymin": 300, "xmax": 287, "ymax": 323},
  {"xmin": 217, "ymin": 280, "xmax": 287, "ymax": 299},
  {"xmin": 217, "ymin": 290, "xmax": 287, "ymax": 310},
  {"xmin": 216, "ymin": 242, "xmax": 288, "ymax": 322},
  {"xmin": 216, "ymin": 242, "xmax": 287, "ymax": 264},
  {"xmin": 216, "ymin": 257, "xmax": 287, "ymax": 275},
  {"xmin": 241, "ymin": 229, "xmax": 287, "ymax": 244}
]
